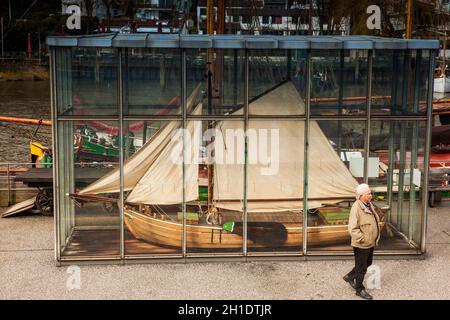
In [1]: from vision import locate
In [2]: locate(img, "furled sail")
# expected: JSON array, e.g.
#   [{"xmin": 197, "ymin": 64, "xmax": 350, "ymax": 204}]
[
  {"xmin": 79, "ymin": 85, "xmax": 201, "ymax": 195},
  {"xmin": 213, "ymin": 82, "xmax": 358, "ymax": 212}
]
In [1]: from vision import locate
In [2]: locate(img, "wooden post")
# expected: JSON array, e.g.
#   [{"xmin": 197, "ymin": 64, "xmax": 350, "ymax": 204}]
[
  {"xmin": 207, "ymin": 0, "xmax": 214, "ymax": 35},
  {"xmin": 7, "ymin": 163, "xmax": 11, "ymax": 206},
  {"xmin": 217, "ymin": 0, "xmax": 225, "ymax": 35},
  {"xmin": 406, "ymin": 0, "xmax": 413, "ymax": 39}
]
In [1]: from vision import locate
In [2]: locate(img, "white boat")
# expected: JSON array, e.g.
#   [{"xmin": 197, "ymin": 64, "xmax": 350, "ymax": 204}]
[{"xmin": 434, "ymin": 75, "xmax": 450, "ymax": 93}]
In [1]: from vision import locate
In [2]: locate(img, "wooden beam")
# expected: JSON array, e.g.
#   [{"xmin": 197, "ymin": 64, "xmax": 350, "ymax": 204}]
[{"xmin": 406, "ymin": 0, "xmax": 414, "ymax": 39}]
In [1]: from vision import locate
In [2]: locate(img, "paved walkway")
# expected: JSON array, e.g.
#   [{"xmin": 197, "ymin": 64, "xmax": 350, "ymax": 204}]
[{"xmin": 0, "ymin": 202, "xmax": 449, "ymax": 300}]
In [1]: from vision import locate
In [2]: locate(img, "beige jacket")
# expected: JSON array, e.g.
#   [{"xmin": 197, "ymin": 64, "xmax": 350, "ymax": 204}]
[{"xmin": 348, "ymin": 200, "xmax": 381, "ymax": 249}]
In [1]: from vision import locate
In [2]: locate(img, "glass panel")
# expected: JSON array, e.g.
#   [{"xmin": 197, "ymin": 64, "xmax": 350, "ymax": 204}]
[
  {"xmin": 186, "ymin": 49, "xmax": 245, "ymax": 116},
  {"xmin": 411, "ymin": 121, "xmax": 427, "ymax": 246},
  {"xmin": 247, "ymin": 120, "xmax": 304, "ymax": 253},
  {"xmin": 310, "ymin": 49, "xmax": 368, "ymax": 116},
  {"xmin": 186, "ymin": 49, "xmax": 206, "ymax": 113},
  {"xmin": 371, "ymin": 50, "xmax": 429, "ymax": 116},
  {"xmin": 249, "ymin": 49, "xmax": 307, "ymax": 115},
  {"xmin": 186, "ymin": 120, "xmax": 244, "ymax": 254},
  {"xmin": 123, "ymin": 48, "xmax": 182, "ymax": 116},
  {"xmin": 415, "ymin": 50, "xmax": 430, "ymax": 115},
  {"xmin": 217, "ymin": 48, "xmax": 245, "ymax": 112},
  {"xmin": 123, "ymin": 120, "xmax": 182, "ymax": 255},
  {"xmin": 307, "ymin": 120, "xmax": 366, "ymax": 252},
  {"xmin": 249, "ymin": 49, "xmax": 287, "ymax": 99},
  {"xmin": 402, "ymin": 50, "xmax": 429, "ymax": 116},
  {"xmin": 368, "ymin": 120, "xmax": 426, "ymax": 250},
  {"xmin": 56, "ymin": 47, "xmax": 118, "ymax": 116},
  {"xmin": 371, "ymin": 50, "xmax": 404, "ymax": 115},
  {"xmin": 57, "ymin": 120, "xmax": 120, "ymax": 257}
]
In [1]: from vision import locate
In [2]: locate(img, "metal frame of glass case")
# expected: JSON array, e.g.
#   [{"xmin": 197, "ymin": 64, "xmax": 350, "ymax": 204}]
[{"xmin": 47, "ymin": 34, "xmax": 439, "ymax": 264}]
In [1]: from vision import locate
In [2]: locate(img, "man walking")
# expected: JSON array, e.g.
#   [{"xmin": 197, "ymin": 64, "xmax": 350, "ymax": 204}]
[{"xmin": 343, "ymin": 183, "xmax": 381, "ymax": 300}]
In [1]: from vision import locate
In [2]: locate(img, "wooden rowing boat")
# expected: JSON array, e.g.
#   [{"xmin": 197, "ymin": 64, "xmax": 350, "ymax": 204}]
[{"xmin": 123, "ymin": 208, "xmax": 352, "ymax": 249}]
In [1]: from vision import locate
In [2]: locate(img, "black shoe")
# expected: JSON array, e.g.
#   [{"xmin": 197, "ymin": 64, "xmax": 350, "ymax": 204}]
[
  {"xmin": 343, "ymin": 275, "xmax": 357, "ymax": 289},
  {"xmin": 356, "ymin": 289, "xmax": 373, "ymax": 300}
]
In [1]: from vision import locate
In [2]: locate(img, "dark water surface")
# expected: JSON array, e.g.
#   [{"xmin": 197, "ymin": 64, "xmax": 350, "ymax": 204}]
[
  {"xmin": 1, "ymin": 78, "xmax": 449, "ymax": 164},
  {"xmin": 0, "ymin": 81, "xmax": 52, "ymax": 163}
]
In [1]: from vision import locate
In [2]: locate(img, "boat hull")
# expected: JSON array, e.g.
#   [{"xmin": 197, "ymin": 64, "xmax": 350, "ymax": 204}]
[{"xmin": 124, "ymin": 209, "xmax": 351, "ymax": 249}]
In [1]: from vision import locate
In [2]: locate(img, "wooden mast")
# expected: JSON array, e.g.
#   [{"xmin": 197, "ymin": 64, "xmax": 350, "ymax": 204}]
[
  {"xmin": 206, "ymin": 0, "xmax": 215, "ymax": 219},
  {"xmin": 406, "ymin": 0, "xmax": 413, "ymax": 39},
  {"xmin": 205, "ymin": 0, "xmax": 225, "ymax": 223}
]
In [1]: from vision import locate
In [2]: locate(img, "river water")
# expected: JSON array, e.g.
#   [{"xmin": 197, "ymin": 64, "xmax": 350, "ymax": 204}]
[
  {"xmin": 0, "ymin": 81, "xmax": 52, "ymax": 163},
  {"xmin": 1, "ymin": 78, "xmax": 449, "ymax": 164}
]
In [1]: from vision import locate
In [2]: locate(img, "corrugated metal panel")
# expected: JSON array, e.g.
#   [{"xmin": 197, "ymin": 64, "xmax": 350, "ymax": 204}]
[
  {"xmin": 146, "ymin": 34, "xmax": 180, "ymax": 48},
  {"xmin": 246, "ymin": 37, "xmax": 278, "ymax": 49},
  {"xmin": 46, "ymin": 34, "xmax": 439, "ymax": 51},
  {"xmin": 180, "ymin": 35, "xmax": 212, "ymax": 48},
  {"xmin": 213, "ymin": 35, "xmax": 246, "ymax": 49},
  {"xmin": 112, "ymin": 33, "xmax": 148, "ymax": 48}
]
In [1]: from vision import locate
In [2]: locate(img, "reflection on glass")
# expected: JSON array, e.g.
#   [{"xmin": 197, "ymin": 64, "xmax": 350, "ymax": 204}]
[
  {"xmin": 249, "ymin": 49, "xmax": 307, "ymax": 115},
  {"xmin": 57, "ymin": 121, "xmax": 120, "ymax": 257},
  {"xmin": 372, "ymin": 50, "xmax": 429, "ymax": 116},
  {"xmin": 413, "ymin": 50, "xmax": 430, "ymax": 115},
  {"xmin": 217, "ymin": 48, "xmax": 245, "ymax": 109},
  {"xmin": 311, "ymin": 50, "xmax": 368, "ymax": 116},
  {"xmin": 123, "ymin": 48, "xmax": 181, "ymax": 115},
  {"xmin": 307, "ymin": 120, "xmax": 366, "ymax": 251},
  {"xmin": 186, "ymin": 49, "xmax": 207, "ymax": 115},
  {"xmin": 186, "ymin": 48, "xmax": 245, "ymax": 116},
  {"xmin": 368, "ymin": 120, "xmax": 426, "ymax": 250},
  {"xmin": 57, "ymin": 48, "xmax": 118, "ymax": 116}
]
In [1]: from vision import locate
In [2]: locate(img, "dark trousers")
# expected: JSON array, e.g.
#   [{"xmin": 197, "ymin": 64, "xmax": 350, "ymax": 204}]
[{"xmin": 346, "ymin": 247, "xmax": 374, "ymax": 292}]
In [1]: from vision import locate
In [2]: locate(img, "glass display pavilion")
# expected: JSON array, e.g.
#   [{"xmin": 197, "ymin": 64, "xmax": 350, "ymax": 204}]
[{"xmin": 46, "ymin": 34, "xmax": 438, "ymax": 263}]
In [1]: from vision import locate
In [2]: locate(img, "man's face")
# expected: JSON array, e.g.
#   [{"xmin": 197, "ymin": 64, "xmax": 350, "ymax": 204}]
[{"xmin": 360, "ymin": 188, "xmax": 372, "ymax": 203}]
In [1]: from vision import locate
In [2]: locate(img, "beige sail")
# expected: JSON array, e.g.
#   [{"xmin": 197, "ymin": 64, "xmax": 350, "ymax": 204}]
[
  {"xmin": 79, "ymin": 85, "xmax": 201, "ymax": 195},
  {"xmin": 126, "ymin": 104, "xmax": 202, "ymax": 204},
  {"xmin": 213, "ymin": 82, "xmax": 358, "ymax": 212}
]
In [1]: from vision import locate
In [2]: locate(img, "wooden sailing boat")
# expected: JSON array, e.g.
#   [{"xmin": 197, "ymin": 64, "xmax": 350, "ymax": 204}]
[{"xmin": 75, "ymin": 81, "xmax": 383, "ymax": 249}]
